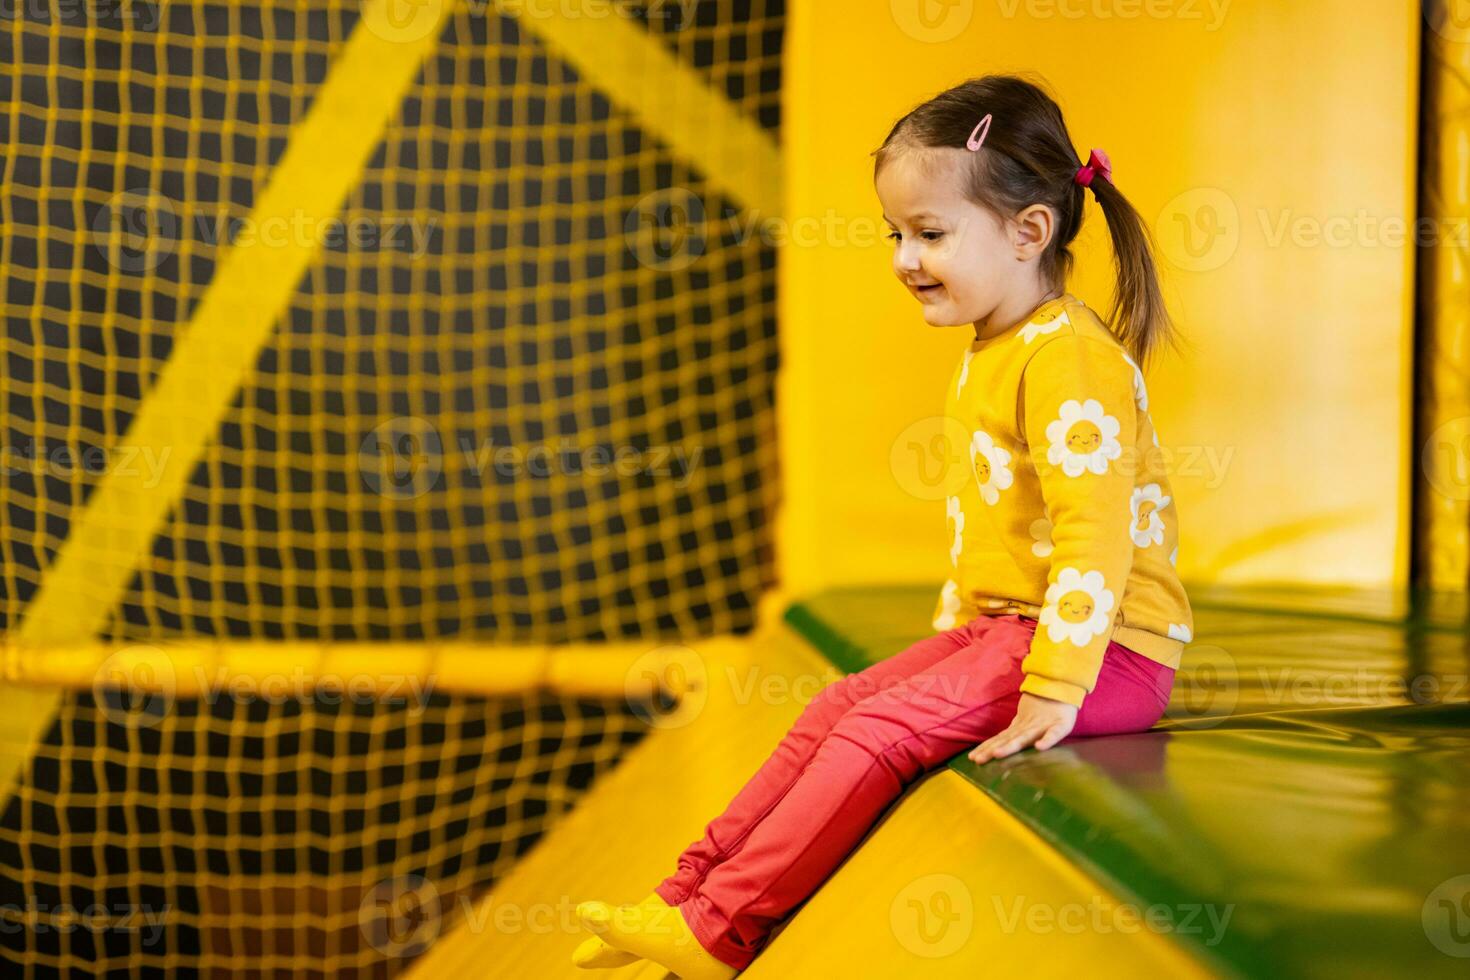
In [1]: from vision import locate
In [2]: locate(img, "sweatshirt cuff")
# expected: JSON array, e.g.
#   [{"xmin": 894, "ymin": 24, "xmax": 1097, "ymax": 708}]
[{"xmin": 1019, "ymin": 672, "xmax": 1088, "ymax": 709}]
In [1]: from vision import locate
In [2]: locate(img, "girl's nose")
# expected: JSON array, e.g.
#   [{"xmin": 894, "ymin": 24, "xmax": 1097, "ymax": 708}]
[{"xmin": 894, "ymin": 239, "xmax": 923, "ymax": 273}]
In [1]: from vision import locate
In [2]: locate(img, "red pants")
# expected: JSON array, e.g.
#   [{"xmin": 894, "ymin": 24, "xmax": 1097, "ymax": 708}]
[{"xmin": 653, "ymin": 614, "xmax": 1175, "ymax": 970}]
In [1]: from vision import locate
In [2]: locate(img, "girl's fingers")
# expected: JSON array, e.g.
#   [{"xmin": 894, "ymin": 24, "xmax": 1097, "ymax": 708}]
[
  {"xmin": 970, "ymin": 725, "xmax": 1021, "ymax": 759},
  {"xmin": 970, "ymin": 705, "xmax": 1078, "ymax": 763},
  {"xmin": 997, "ymin": 727, "xmax": 1042, "ymax": 756},
  {"xmin": 1034, "ymin": 723, "xmax": 1068, "ymax": 751},
  {"xmin": 970, "ymin": 724, "xmax": 1043, "ymax": 761}
]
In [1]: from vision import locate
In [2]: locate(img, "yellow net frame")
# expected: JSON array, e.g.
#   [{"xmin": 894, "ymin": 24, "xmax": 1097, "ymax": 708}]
[{"xmin": 0, "ymin": 0, "xmax": 783, "ymax": 972}]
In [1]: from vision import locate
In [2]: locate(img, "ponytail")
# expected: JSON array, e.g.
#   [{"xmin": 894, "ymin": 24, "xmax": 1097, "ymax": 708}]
[{"xmin": 1088, "ymin": 177, "xmax": 1178, "ymax": 368}]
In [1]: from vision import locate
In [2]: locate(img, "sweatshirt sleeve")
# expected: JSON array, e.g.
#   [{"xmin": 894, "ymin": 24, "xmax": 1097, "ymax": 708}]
[{"xmin": 1017, "ymin": 333, "xmax": 1139, "ymax": 708}]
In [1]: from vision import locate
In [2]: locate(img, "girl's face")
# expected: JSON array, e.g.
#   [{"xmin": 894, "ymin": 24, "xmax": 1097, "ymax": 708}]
[{"xmin": 875, "ymin": 151, "xmax": 1024, "ymax": 330}]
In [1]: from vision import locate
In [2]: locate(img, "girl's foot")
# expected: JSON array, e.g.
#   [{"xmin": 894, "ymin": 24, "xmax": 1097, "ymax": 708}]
[
  {"xmin": 575, "ymin": 899, "xmax": 737, "ymax": 980},
  {"xmin": 570, "ymin": 933, "xmax": 640, "ymax": 970},
  {"xmin": 570, "ymin": 891, "xmax": 668, "ymax": 969}
]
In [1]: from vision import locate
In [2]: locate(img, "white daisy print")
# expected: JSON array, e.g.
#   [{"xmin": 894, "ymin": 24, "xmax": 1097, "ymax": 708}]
[
  {"xmin": 1129, "ymin": 483, "xmax": 1171, "ymax": 548},
  {"xmin": 957, "ymin": 349, "xmax": 975, "ymax": 398},
  {"xmin": 1122, "ymin": 350, "xmax": 1148, "ymax": 410},
  {"xmin": 1029, "ymin": 516, "xmax": 1054, "ymax": 558},
  {"xmin": 1168, "ymin": 622, "xmax": 1193, "ymax": 643},
  {"xmin": 1020, "ymin": 308, "xmax": 1070, "ymax": 344},
  {"xmin": 1039, "ymin": 568, "xmax": 1115, "ymax": 647},
  {"xmin": 933, "ymin": 579, "xmax": 962, "ymax": 631},
  {"xmin": 1170, "ymin": 545, "xmax": 1178, "ymax": 567},
  {"xmin": 946, "ymin": 495, "xmax": 965, "ymax": 567},
  {"xmin": 1045, "ymin": 399, "xmax": 1123, "ymax": 477},
  {"xmin": 970, "ymin": 429, "xmax": 1013, "ymax": 505}
]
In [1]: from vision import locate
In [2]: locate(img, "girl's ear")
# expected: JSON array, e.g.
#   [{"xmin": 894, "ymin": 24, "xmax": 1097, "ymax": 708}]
[{"xmin": 1012, "ymin": 204, "xmax": 1055, "ymax": 260}]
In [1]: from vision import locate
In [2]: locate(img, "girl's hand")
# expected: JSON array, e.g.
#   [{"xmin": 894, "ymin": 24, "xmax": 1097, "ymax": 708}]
[{"xmin": 968, "ymin": 692, "xmax": 1078, "ymax": 764}]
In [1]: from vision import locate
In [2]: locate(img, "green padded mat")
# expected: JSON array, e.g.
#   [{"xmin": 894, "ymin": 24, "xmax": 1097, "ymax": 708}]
[{"xmin": 784, "ymin": 586, "xmax": 1470, "ymax": 980}]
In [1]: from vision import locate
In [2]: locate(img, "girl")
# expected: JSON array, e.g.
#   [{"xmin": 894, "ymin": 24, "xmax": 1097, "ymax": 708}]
[{"xmin": 571, "ymin": 74, "xmax": 1193, "ymax": 978}]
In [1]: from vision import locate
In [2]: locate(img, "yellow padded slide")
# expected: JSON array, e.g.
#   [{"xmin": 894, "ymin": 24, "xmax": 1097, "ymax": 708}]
[{"xmin": 405, "ymin": 622, "xmax": 1211, "ymax": 978}]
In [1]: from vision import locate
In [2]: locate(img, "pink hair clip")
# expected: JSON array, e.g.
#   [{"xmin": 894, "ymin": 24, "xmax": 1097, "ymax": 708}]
[
  {"xmin": 965, "ymin": 114, "xmax": 993, "ymax": 151},
  {"xmin": 1074, "ymin": 148, "xmax": 1113, "ymax": 189}
]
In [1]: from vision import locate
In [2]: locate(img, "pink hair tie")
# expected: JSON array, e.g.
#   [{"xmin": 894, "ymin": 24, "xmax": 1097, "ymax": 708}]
[
  {"xmin": 1074, "ymin": 148, "xmax": 1112, "ymax": 190},
  {"xmin": 965, "ymin": 114, "xmax": 992, "ymax": 151}
]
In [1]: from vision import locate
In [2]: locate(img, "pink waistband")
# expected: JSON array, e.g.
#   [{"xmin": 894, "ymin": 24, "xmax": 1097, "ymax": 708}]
[{"xmin": 1011, "ymin": 613, "xmax": 1175, "ymax": 676}]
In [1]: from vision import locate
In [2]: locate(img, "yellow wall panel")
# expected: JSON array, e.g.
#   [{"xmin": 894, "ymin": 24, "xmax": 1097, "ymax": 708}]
[
  {"xmin": 1416, "ymin": 10, "xmax": 1470, "ymax": 590},
  {"xmin": 778, "ymin": 0, "xmax": 1418, "ymax": 594}
]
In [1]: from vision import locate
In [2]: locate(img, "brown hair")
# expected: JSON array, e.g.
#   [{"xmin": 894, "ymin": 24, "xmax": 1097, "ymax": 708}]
[{"xmin": 873, "ymin": 73, "xmax": 1178, "ymax": 368}]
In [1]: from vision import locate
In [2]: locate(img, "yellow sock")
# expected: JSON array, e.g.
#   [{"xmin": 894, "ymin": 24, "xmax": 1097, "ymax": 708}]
[
  {"xmin": 576, "ymin": 898, "xmax": 737, "ymax": 980},
  {"xmin": 570, "ymin": 891, "xmax": 668, "ymax": 970}
]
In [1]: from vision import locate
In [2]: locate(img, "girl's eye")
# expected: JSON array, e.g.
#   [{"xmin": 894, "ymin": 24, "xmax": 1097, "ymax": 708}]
[
  {"xmin": 885, "ymin": 231, "xmax": 901, "ymax": 242},
  {"xmin": 885, "ymin": 230, "xmax": 943, "ymax": 242}
]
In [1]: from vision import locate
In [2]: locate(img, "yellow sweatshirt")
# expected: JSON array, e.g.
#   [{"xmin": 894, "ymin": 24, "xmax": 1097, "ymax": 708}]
[{"xmin": 932, "ymin": 292, "xmax": 1193, "ymax": 708}]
